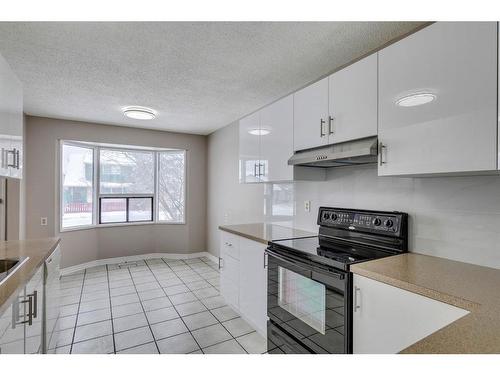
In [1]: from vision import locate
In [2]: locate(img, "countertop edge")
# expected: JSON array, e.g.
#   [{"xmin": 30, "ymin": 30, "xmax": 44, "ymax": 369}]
[
  {"xmin": 350, "ymin": 263, "xmax": 479, "ymax": 312},
  {"xmin": 0, "ymin": 237, "xmax": 61, "ymax": 314},
  {"xmin": 218, "ymin": 225, "xmax": 269, "ymax": 245}
]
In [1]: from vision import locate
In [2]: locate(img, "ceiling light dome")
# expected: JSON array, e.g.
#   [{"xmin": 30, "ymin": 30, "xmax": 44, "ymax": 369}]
[
  {"xmin": 248, "ymin": 129, "xmax": 270, "ymax": 136},
  {"xmin": 395, "ymin": 92, "xmax": 436, "ymax": 107},
  {"xmin": 123, "ymin": 106, "xmax": 157, "ymax": 120}
]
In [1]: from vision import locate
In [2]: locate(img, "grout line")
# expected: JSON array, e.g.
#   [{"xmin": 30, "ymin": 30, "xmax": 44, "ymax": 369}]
[
  {"xmin": 126, "ymin": 266, "xmax": 161, "ymax": 354},
  {"xmin": 68, "ymin": 269, "xmax": 87, "ymax": 353},
  {"xmin": 163, "ymin": 258, "xmax": 248, "ymax": 354},
  {"xmin": 105, "ymin": 264, "xmax": 117, "ymax": 354},
  {"xmin": 152, "ymin": 258, "xmax": 204, "ymax": 353},
  {"xmin": 65, "ymin": 256, "xmax": 259, "ymax": 354}
]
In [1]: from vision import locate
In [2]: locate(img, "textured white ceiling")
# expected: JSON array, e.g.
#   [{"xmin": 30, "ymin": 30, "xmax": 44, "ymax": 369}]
[{"xmin": 0, "ymin": 22, "xmax": 424, "ymax": 135}]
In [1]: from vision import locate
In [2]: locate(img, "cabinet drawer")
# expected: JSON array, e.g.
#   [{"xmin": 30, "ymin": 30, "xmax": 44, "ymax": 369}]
[{"xmin": 220, "ymin": 231, "xmax": 240, "ymax": 260}]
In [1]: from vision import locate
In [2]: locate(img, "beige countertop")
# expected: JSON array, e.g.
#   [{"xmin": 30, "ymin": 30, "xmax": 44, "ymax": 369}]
[
  {"xmin": 218, "ymin": 223, "xmax": 315, "ymax": 245},
  {"xmin": 351, "ymin": 253, "xmax": 500, "ymax": 353},
  {"xmin": 0, "ymin": 238, "xmax": 61, "ymax": 313}
]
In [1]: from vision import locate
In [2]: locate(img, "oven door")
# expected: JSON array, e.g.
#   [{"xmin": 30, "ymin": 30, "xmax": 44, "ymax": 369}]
[{"xmin": 266, "ymin": 248, "xmax": 350, "ymax": 354}]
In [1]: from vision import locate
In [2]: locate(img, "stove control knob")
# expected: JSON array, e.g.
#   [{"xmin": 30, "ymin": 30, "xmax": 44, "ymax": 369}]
[
  {"xmin": 384, "ymin": 219, "xmax": 394, "ymax": 228},
  {"xmin": 323, "ymin": 212, "xmax": 330, "ymax": 220},
  {"xmin": 372, "ymin": 218, "xmax": 382, "ymax": 226},
  {"xmin": 331, "ymin": 213, "xmax": 338, "ymax": 221}
]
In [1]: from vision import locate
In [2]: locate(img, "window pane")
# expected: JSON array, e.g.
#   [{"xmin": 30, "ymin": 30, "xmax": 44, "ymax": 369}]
[
  {"xmin": 62, "ymin": 144, "xmax": 93, "ymax": 228},
  {"xmin": 99, "ymin": 149, "xmax": 154, "ymax": 194},
  {"xmin": 158, "ymin": 151, "xmax": 185, "ymax": 222},
  {"xmin": 100, "ymin": 198, "xmax": 126, "ymax": 223},
  {"xmin": 129, "ymin": 198, "xmax": 153, "ymax": 222}
]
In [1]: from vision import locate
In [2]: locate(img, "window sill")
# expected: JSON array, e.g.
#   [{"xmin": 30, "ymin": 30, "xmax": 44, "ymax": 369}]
[{"xmin": 59, "ymin": 221, "xmax": 186, "ymax": 233}]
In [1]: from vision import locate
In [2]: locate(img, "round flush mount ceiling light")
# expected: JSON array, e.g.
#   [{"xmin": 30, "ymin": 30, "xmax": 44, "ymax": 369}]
[
  {"xmin": 396, "ymin": 92, "xmax": 436, "ymax": 107},
  {"xmin": 123, "ymin": 106, "xmax": 157, "ymax": 120},
  {"xmin": 248, "ymin": 129, "xmax": 270, "ymax": 136}
]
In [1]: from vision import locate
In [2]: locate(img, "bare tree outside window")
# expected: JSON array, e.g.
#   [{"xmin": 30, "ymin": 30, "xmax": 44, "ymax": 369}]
[
  {"xmin": 158, "ymin": 151, "xmax": 185, "ymax": 222},
  {"xmin": 99, "ymin": 149, "xmax": 154, "ymax": 194}
]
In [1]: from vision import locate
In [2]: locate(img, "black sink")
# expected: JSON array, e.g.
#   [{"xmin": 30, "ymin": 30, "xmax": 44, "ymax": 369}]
[
  {"xmin": 0, "ymin": 257, "xmax": 29, "ymax": 285},
  {"xmin": 0, "ymin": 259, "xmax": 20, "ymax": 273}
]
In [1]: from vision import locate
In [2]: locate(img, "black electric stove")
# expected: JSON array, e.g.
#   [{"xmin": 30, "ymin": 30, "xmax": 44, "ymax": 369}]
[{"xmin": 266, "ymin": 207, "xmax": 408, "ymax": 354}]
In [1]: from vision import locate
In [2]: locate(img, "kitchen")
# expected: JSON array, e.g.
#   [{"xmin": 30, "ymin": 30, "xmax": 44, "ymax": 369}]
[{"xmin": 0, "ymin": 1, "xmax": 499, "ymax": 372}]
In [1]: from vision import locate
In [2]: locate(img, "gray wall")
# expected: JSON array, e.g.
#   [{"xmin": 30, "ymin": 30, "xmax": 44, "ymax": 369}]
[
  {"xmin": 25, "ymin": 116, "xmax": 207, "ymax": 268},
  {"xmin": 207, "ymin": 121, "xmax": 500, "ymax": 270}
]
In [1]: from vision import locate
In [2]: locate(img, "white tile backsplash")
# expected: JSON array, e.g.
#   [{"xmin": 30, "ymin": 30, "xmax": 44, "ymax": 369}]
[{"xmin": 287, "ymin": 165, "xmax": 500, "ymax": 269}]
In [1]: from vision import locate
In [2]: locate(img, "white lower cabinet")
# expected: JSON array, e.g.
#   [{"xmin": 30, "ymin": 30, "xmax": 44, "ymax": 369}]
[
  {"xmin": 0, "ymin": 246, "xmax": 61, "ymax": 354},
  {"xmin": 238, "ymin": 238, "xmax": 267, "ymax": 336},
  {"xmin": 24, "ymin": 266, "xmax": 44, "ymax": 354},
  {"xmin": 219, "ymin": 231, "xmax": 268, "ymax": 337},
  {"xmin": 43, "ymin": 245, "xmax": 61, "ymax": 353},
  {"xmin": 352, "ymin": 274, "xmax": 469, "ymax": 354},
  {"xmin": 0, "ymin": 289, "xmax": 26, "ymax": 354}
]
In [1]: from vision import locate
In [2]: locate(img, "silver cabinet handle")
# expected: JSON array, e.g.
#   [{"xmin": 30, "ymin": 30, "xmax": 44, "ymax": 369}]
[
  {"xmin": 354, "ymin": 286, "xmax": 361, "ymax": 312},
  {"xmin": 12, "ymin": 292, "xmax": 35, "ymax": 328},
  {"xmin": 6, "ymin": 148, "xmax": 17, "ymax": 168},
  {"xmin": 320, "ymin": 118, "xmax": 326, "ymax": 137},
  {"xmin": 1, "ymin": 148, "xmax": 6, "ymax": 169},
  {"xmin": 253, "ymin": 163, "xmax": 257, "ymax": 177},
  {"xmin": 258, "ymin": 163, "xmax": 265, "ymax": 177},
  {"xmin": 15, "ymin": 149, "xmax": 20, "ymax": 169},
  {"xmin": 328, "ymin": 116, "xmax": 334, "ymax": 135},
  {"xmin": 218, "ymin": 257, "xmax": 224, "ymax": 269},
  {"xmin": 30, "ymin": 291, "xmax": 38, "ymax": 319},
  {"xmin": 263, "ymin": 252, "xmax": 268, "ymax": 269},
  {"xmin": 379, "ymin": 142, "xmax": 386, "ymax": 166}
]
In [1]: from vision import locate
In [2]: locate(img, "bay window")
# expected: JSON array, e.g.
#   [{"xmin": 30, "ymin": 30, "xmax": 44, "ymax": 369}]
[{"xmin": 60, "ymin": 140, "xmax": 186, "ymax": 230}]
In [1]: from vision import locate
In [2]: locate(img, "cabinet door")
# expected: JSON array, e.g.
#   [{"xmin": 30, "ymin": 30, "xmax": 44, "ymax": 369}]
[
  {"xmin": 378, "ymin": 22, "xmax": 497, "ymax": 176},
  {"xmin": 259, "ymin": 95, "xmax": 294, "ymax": 182},
  {"xmin": 239, "ymin": 112, "xmax": 262, "ymax": 183},
  {"xmin": 238, "ymin": 238, "xmax": 268, "ymax": 337},
  {"xmin": 25, "ymin": 266, "xmax": 43, "ymax": 354},
  {"xmin": 219, "ymin": 231, "xmax": 240, "ymax": 310},
  {"xmin": 352, "ymin": 274, "xmax": 468, "ymax": 354},
  {"xmin": 328, "ymin": 53, "xmax": 377, "ymax": 144},
  {"xmin": 293, "ymin": 77, "xmax": 329, "ymax": 151},
  {"xmin": 220, "ymin": 247, "xmax": 239, "ymax": 310},
  {"xmin": 0, "ymin": 289, "xmax": 26, "ymax": 354},
  {"xmin": 43, "ymin": 245, "xmax": 61, "ymax": 353}
]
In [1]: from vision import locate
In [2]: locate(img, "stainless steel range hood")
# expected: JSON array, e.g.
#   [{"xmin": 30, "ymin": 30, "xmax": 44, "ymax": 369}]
[{"xmin": 288, "ymin": 136, "xmax": 378, "ymax": 168}]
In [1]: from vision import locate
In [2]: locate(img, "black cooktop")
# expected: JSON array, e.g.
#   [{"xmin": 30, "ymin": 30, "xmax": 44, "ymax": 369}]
[{"xmin": 268, "ymin": 235, "xmax": 396, "ymax": 271}]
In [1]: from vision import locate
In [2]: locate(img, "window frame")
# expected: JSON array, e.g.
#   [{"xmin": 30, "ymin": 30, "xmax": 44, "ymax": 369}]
[{"xmin": 59, "ymin": 140, "xmax": 187, "ymax": 232}]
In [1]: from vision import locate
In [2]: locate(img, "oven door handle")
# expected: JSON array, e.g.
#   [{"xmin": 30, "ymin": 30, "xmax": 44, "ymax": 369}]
[
  {"xmin": 266, "ymin": 248, "xmax": 346, "ymax": 282},
  {"xmin": 265, "ymin": 249, "xmax": 312, "ymax": 278}
]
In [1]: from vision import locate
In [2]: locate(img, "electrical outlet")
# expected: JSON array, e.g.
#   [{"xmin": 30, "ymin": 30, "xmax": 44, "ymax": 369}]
[
  {"xmin": 304, "ymin": 200, "xmax": 311, "ymax": 213},
  {"xmin": 40, "ymin": 217, "xmax": 48, "ymax": 226}
]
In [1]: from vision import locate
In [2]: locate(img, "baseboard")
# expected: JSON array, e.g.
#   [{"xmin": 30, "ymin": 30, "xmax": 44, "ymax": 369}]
[{"xmin": 61, "ymin": 251, "xmax": 219, "ymax": 276}]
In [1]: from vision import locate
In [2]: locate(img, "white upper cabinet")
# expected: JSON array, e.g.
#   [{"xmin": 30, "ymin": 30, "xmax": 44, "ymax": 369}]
[
  {"xmin": 293, "ymin": 76, "xmax": 329, "ymax": 151},
  {"xmin": 0, "ymin": 52, "xmax": 23, "ymax": 179},
  {"xmin": 239, "ymin": 111, "xmax": 262, "ymax": 183},
  {"xmin": 259, "ymin": 95, "xmax": 293, "ymax": 182},
  {"xmin": 328, "ymin": 53, "xmax": 377, "ymax": 144},
  {"xmin": 378, "ymin": 22, "xmax": 498, "ymax": 176}
]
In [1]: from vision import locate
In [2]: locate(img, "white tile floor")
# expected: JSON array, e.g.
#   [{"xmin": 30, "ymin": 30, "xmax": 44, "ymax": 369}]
[{"xmin": 49, "ymin": 256, "xmax": 267, "ymax": 354}]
